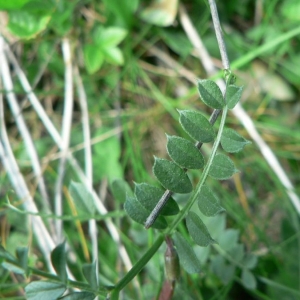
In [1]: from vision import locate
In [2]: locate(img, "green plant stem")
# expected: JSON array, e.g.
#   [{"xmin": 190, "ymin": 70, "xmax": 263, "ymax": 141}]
[{"xmin": 109, "ymin": 234, "xmax": 165, "ymax": 299}]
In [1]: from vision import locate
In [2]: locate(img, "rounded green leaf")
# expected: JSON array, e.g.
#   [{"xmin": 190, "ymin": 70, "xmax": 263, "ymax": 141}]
[
  {"xmin": 166, "ymin": 135, "xmax": 204, "ymax": 169},
  {"xmin": 178, "ymin": 110, "xmax": 215, "ymax": 143},
  {"xmin": 94, "ymin": 26, "xmax": 127, "ymax": 47},
  {"xmin": 198, "ymin": 79, "xmax": 224, "ymax": 109},
  {"xmin": 241, "ymin": 269, "xmax": 257, "ymax": 290},
  {"xmin": 124, "ymin": 195, "xmax": 167, "ymax": 229},
  {"xmin": 186, "ymin": 212, "xmax": 216, "ymax": 247},
  {"xmin": 209, "ymin": 153, "xmax": 237, "ymax": 180},
  {"xmin": 25, "ymin": 281, "xmax": 66, "ymax": 300},
  {"xmin": 173, "ymin": 232, "xmax": 201, "ymax": 274},
  {"xmin": 153, "ymin": 157, "xmax": 193, "ymax": 193},
  {"xmin": 226, "ymin": 85, "xmax": 243, "ymax": 109},
  {"xmin": 197, "ymin": 185, "xmax": 225, "ymax": 216},
  {"xmin": 51, "ymin": 241, "xmax": 67, "ymax": 283},
  {"xmin": 83, "ymin": 45, "xmax": 104, "ymax": 74},
  {"xmin": 8, "ymin": 10, "xmax": 50, "ymax": 39},
  {"xmin": 221, "ymin": 128, "xmax": 251, "ymax": 153},
  {"xmin": 134, "ymin": 182, "xmax": 179, "ymax": 216}
]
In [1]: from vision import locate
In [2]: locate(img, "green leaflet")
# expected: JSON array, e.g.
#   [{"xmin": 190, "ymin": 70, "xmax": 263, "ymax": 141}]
[
  {"xmin": 209, "ymin": 153, "xmax": 238, "ymax": 180},
  {"xmin": 153, "ymin": 157, "xmax": 193, "ymax": 193},
  {"xmin": 221, "ymin": 128, "xmax": 251, "ymax": 153},
  {"xmin": 178, "ymin": 110, "xmax": 215, "ymax": 143},
  {"xmin": 186, "ymin": 212, "xmax": 216, "ymax": 247},
  {"xmin": 198, "ymin": 79, "xmax": 224, "ymax": 109},
  {"xmin": 124, "ymin": 195, "xmax": 167, "ymax": 229},
  {"xmin": 225, "ymin": 85, "xmax": 243, "ymax": 109},
  {"xmin": 82, "ymin": 262, "xmax": 98, "ymax": 290},
  {"xmin": 197, "ymin": 185, "xmax": 225, "ymax": 216},
  {"xmin": 134, "ymin": 182, "xmax": 179, "ymax": 215},
  {"xmin": 166, "ymin": 135, "xmax": 204, "ymax": 169},
  {"xmin": 172, "ymin": 231, "xmax": 201, "ymax": 274},
  {"xmin": 51, "ymin": 241, "xmax": 67, "ymax": 283},
  {"xmin": 25, "ymin": 281, "xmax": 66, "ymax": 300}
]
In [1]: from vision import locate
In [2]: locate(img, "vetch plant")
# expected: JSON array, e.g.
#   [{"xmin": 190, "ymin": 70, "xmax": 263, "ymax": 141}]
[{"xmin": 0, "ymin": 1, "xmax": 260, "ymax": 299}]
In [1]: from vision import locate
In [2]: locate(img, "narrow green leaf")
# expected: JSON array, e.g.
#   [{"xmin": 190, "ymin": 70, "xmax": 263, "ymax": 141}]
[
  {"xmin": 166, "ymin": 135, "xmax": 204, "ymax": 169},
  {"xmin": 134, "ymin": 183, "xmax": 179, "ymax": 216},
  {"xmin": 198, "ymin": 79, "xmax": 224, "ymax": 109},
  {"xmin": 83, "ymin": 45, "xmax": 104, "ymax": 74},
  {"xmin": 241, "ymin": 269, "xmax": 257, "ymax": 290},
  {"xmin": 221, "ymin": 128, "xmax": 251, "ymax": 153},
  {"xmin": 59, "ymin": 291, "xmax": 96, "ymax": 300},
  {"xmin": 111, "ymin": 179, "xmax": 133, "ymax": 203},
  {"xmin": 226, "ymin": 85, "xmax": 243, "ymax": 109},
  {"xmin": 197, "ymin": 185, "xmax": 225, "ymax": 216},
  {"xmin": 173, "ymin": 232, "xmax": 201, "ymax": 274},
  {"xmin": 153, "ymin": 157, "xmax": 192, "ymax": 193},
  {"xmin": 25, "ymin": 281, "xmax": 66, "ymax": 300},
  {"xmin": 51, "ymin": 242, "xmax": 67, "ymax": 283},
  {"xmin": 178, "ymin": 110, "xmax": 215, "ymax": 143},
  {"xmin": 82, "ymin": 262, "xmax": 98, "ymax": 290},
  {"xmin": 1, "ymin": 262, "xmax": 25, "ymax": 274},
  {"xmin": 16, "ymin": 247, "xmax": 28, "ymax": 273},
  {"xmin": 186, "ymin": 212, "xmax": 216, "ymax": 247},
  {"xmin": 69, "ymin": 181, "xmax": 95, "ymax": 216},
  {"xmin": 209, "ymin": 153, "xmax": 237, "ymax": 180},
  {"xmin": 124, "ymin": 195, "xmax": 167, "ymax": 229}
]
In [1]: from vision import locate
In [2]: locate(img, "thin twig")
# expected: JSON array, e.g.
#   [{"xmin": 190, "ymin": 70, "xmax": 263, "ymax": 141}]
[{"xmin": 55, "ymin": 38, "xmax": 74, "ymax": 242}]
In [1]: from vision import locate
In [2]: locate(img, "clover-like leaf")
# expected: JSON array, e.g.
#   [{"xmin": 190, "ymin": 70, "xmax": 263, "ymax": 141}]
[
  {"xmin": 221, "ymin": 128, "xmax": 251, "ymax": 153},
  {"xmin": 173, "ymin": 232, "xmax": 201, "ymax": 274},
  {"xmin": 198, "ymin": 79, "xmax": 224, "ymax": 109},
  {"xmin": 153, "ymin": 157, "xmax": 193, "ymax": 193},
  {"xmin": 134, "ymin": 183, "xmax": 179, "ymax": 215},
  {"xmin": 226, "ymin": 85, "xmax": 243, "ymax": 109},
  {"xmin": 209, "ymin": 153, "xmax": 238, "ymax": 180},
  {"xmin": 178, "ymin": 110, "xmax": 215, "ymax": 143},
  {"xmin": 124, "ymin": 195, "xmax": 167, "ymax": 229},
  {"xmin": 166, "ymin": 135, "xmax": 204, "ymax": 169},
  {"xmin": 186, "ymin": 212, "xmax": 216, "ymax": 247},
  {"xmin": 51, "ymin": 241, "xmax": 67, "ymax": 283},
  {"xmin": 197, "ymin": 185, "xmax": 225, "ymax": 216}
]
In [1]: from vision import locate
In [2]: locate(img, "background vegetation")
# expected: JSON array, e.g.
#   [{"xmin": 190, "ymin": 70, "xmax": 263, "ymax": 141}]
[{"xmin": 0, "ymin": 0, "xmax": 300, "ymax": 299}]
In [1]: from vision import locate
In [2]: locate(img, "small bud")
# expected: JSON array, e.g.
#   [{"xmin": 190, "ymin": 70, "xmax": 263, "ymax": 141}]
[{"xmin": 164, "ymin": 236, "xmax": 180, "ymax": 282}]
